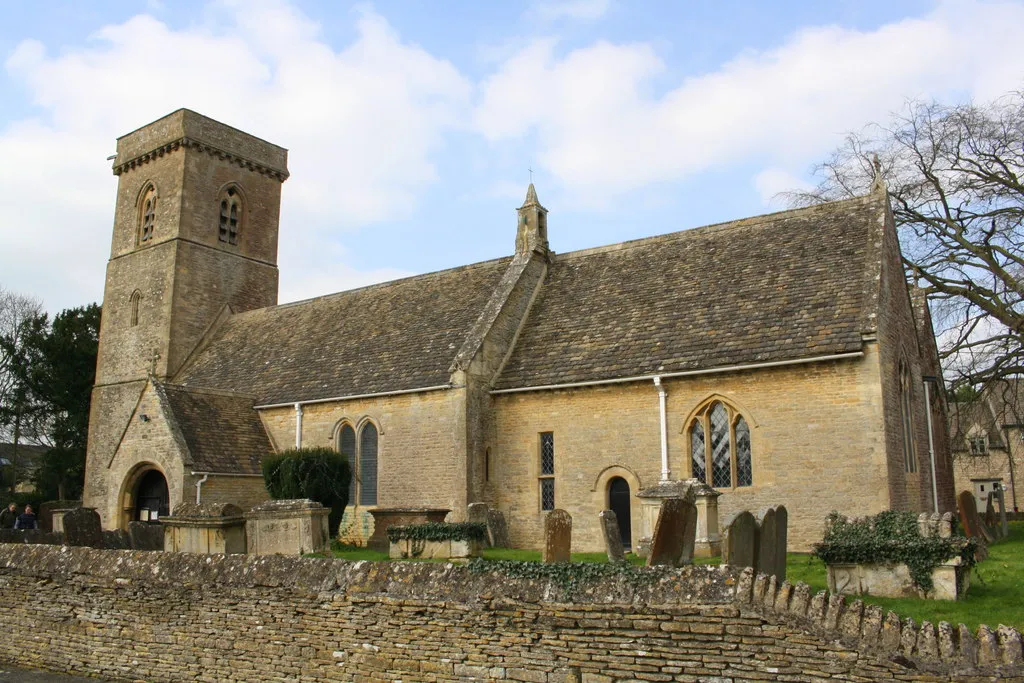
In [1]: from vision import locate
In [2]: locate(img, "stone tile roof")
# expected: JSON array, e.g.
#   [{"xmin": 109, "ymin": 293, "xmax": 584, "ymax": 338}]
[
  {"xmin": 175, "ymin": 257, "xmax": 513, "ymax": 405},
  {"xmin": 493, "ymin": 194, "xmax": 886, "ymax": 390},
  {"xmin": 158, "ymin": 384, "xmax": 271, "ymax": 474}
]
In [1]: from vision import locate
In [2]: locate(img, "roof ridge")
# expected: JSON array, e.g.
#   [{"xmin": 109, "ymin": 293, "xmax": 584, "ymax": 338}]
[{"xmin": 553, "ymin": 193, "xmax": 882, "ymax": 262}]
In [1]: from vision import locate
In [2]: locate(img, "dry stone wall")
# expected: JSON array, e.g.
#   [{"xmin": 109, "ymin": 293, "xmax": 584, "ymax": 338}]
[{"xmin": 0, "ymin": 544, "xmax": 1020, "ymax": 682}]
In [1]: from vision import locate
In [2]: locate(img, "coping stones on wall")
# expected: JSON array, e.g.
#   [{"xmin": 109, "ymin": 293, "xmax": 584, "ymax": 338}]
[
  {"xmin": 63, "ymin": 507, "xmax": 104, "ymax": 548},
  {"xmin": 647, "ymin": 498, "xmax": 697, "ymax": 567},
  {"xmin": 721, "ymin": 510, "xmax": 757, "ymax": 570},
  {"xmin": 755, "ymin": 507, "xmax": 777, "ymax": 580},
  {"xmin": 127, "ymin": 521, "xmax": 165, "ymax": 551},
  {"xmin": 487, "ymin": 509, "xmax": 511, "ymax": 548},
  {"xmin": 544, "ymin": 509, "xmax": 572, "ymax": 563},
  {"xmin": 774, "ymin": 505, "xmax": 788, "ymax": 582},
  {"xmin": 599, "ymin": 510, "xmax": 626, "ymax": 563}
]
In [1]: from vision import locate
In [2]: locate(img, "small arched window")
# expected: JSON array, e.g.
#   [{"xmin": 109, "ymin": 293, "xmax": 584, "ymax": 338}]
[
  {"xmin": 218, "ymin": 186, "xmax": 242, "ymax": 245},
  {"xmin": 688, "ymin": 399, "xmax": 753, "ymax": 488},
  {"xmin": 899, "ymin": 358, "xmax": 917, "ymax": 473},
  {"xmin": 129, "ymin": 290, "xmax": 142, "ymax": 327},
  {"xmin": 359, "ymin": 422, "xmax": 378, "ymax": 506},
  {"xmin": 139, "ymin": 184, "xmax": 156, "ymax": 243}
]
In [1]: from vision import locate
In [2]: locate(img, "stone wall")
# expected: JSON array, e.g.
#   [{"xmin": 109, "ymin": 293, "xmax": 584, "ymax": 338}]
[
  {"xmin": 1, "ymin": 545, "xmax": 1019, "ymax": 682},
  {"xmin": 490, "ymin": 353, "xmax": 895, "ymax": 553}
]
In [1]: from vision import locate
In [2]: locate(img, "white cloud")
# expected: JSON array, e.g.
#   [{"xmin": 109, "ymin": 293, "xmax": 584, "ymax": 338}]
[
  {"xmin": 0, "ymin": 0, "xmax": 469, "ymax": 310},
  {"xmin": 475, "ymin": 0, "xmax": 1024, "ymax": 206},
  {"xmin": 753, "ymin": 168, "xmax": 812, "ymax": 209},
  {"xmin": 531, "ymin": 0, "xmax": 611, "ymax": 22}
]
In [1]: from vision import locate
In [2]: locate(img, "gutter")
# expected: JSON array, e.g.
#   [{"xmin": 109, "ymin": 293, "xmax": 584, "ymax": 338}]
[
  {"xmin": 490, "ymin": 351, "xmax": 865, "ymax": 395},
  {"xmin": 254, "ymin": 384, "xmax": 452, "ymax": 411}
]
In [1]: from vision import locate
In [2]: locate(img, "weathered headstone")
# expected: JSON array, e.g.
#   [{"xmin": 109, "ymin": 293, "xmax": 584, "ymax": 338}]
[
  {"xmin": 721, "ymin": 510, "xmax": 757, "ymax": 569},
  {"xmin": 467, "ymin": 502, "xmax": 491, "ymax": 546},
  {"xmin": 543, "ymin": 509, "xmax": 572, "ymax": 563},
  {"xmin": 486, "ymin": 509, "xmax": 510, "ymax": 548},
  {"xmin": 646, "ymin": 498, "xmax": 697, "ymax": 567},
  {"xmin": 996, "ymin": 488, "xmax": 1009, "ymax": 539},
  {"xmin": 599, "ymin": 510, "xmax": 626, "ymax": 563},
  {"xmin": 984, "ymin": 495, "xmax": 998, "ymax": 534},
  {"xmin": 128, "ymin": 520, "xmax": 165, "ymax": 551},
  {"xmin": 957, "ymin": 490, "xmax": 993, "ymax": 545},
  {"xmin": 755, "ymin": 507, "xmax": 777, "ymax": 579},
  {"xmin": 774, "ymin": 505, "xmax": 788, "ymax": 582},
  {"xmin": 63, "ymin": 507, "xmax": 103, "ymax": 548}
]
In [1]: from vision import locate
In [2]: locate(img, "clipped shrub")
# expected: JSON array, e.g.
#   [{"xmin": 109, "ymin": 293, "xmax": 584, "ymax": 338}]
[
  {"xmin": 813, "ymin": 510, "xmax": 977, "ymax": 591},
  {"xmin": 262, "ymin": 447, "xmax": 351, "ymax": 535}
]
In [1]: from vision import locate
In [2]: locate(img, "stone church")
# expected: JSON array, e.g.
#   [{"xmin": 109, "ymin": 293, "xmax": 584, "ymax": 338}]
[{"xmin": 83, "ymin": 109, "xmax": 955, "ymax": 552}]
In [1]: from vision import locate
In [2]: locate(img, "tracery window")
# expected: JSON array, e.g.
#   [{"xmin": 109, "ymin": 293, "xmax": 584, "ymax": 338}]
[
  {"xmin": 139, "ymin": 184, "xmax": 156, "ymax": 243},
  {"xmin": 337, "ymin": 420, "xmax": 379, "ymax": 506},
  {"xmin": 688, "ymin": 400, "xmax": 753, "ymax": 488},
  {"xmin": 899, "ymin": 358, "xmax": 917, "ymax": 473},
  {"xmin": 218, "ymin": 186, "xmax": 242, "ymax": 245},
  {"xmin": 129, "ymin": 290, "xmax": 142, "ymax": 327}
]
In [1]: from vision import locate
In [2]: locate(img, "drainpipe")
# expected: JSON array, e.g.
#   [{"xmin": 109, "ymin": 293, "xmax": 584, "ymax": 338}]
[
  {"xmin": 193, "ymin": 472, "xmax": 209, "ymax": 504},
  {"xmin": 654, "ymin": 377, "xmax": 670, "ymax": 481},
  {"xmin": 923, "ymin": 377, "xmax": 939, "ymax": 513},
  {"xmin": 294, "ymin": 403, "xmax": 303, "ymax": 449}
]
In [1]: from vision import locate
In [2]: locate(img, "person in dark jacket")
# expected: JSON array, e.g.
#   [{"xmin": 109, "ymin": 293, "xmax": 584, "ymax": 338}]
[
  {"xmin": 14, "ymin": 505, "xmax": 37, "ymax": 530},
  {"xmin": 0, "ymin": 503, "xmax": 17, "ymax": 528}
]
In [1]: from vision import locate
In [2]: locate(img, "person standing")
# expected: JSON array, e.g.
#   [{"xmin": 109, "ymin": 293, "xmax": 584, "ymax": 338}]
[
  {"xmin": 0, "ymin": 503, "xmax": 17, "ymax": 529},
  {"xmin": 14, "ymin": 504, "xmax": 37, "ymax": 530}
]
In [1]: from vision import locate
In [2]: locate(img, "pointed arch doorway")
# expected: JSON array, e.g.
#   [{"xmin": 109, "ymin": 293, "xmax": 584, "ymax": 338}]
[
  {"xmin": 608, "ymin": 476, "xmax": 632, "ymax": 550},
  {"xmin": 133, "ymin": 469, "xmax": 169, "ymax": 522}
]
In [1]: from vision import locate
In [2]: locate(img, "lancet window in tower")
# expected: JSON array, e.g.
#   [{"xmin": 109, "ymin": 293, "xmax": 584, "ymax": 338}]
[
  {"xmin": 139, "ymin": 185, "xmax": 156, "ymax": 243},
  {"xmin": 218, "ymin": 186, "xmax": 242, "ymax": 245},
  {"xmin": 129, "ymin": 290, "xmax": 142, "ymax": 327},
  {"xmin": 688, "ymin": 399, "xmax": 753, "ymax": 488}
]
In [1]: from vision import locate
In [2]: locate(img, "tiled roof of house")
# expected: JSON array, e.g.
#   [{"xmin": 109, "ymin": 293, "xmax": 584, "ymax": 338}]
[
  {"xmin": 493, "ymin": 194, "xmax": 885, "ymax": 390},
  {"xmin": 157, "ymin": 384, "xmax": 271, "ymax": 474},
  {"xmin": 174, "ymin": 257, "xmax": 513, "ymax": 405}
]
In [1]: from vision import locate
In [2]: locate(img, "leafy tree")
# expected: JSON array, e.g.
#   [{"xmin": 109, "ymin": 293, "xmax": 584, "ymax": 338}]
[
  {"xmin": 788, "ymin": 91, "xmax": 1024, "ymax": 389},
  {"xmin": 262, "ymin": 447, "xmax": 352, "ymax": 535},
  {"xmin": 0, "ymin": 287, "xmax": 43, "ymax": 491},
  {"xmin": 2, "ymin": 304, "xmax": 100, "ymax": 500}
]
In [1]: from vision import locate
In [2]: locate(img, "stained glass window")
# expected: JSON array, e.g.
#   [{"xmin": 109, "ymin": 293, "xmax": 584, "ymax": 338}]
[
  {"xmin": 735, "ymin": 417, "xmax": 752, "ymax": 486},
  {"xmin": 339, "ymin": 424, "xmax": 356, "ymax": 505},
  {"xmin": 359, "ymin": 422, "xmax": 378, "ymax": 506},
  {"xmin": 688, "ymin": 399, "xmax": 753, "ymax": 489},
  {"xmin": 691, "ymin": 421, "xmax": 706, "ymax": 483}
]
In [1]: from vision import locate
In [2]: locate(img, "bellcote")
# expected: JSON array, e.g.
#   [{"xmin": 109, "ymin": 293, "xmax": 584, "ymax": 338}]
[{"xmin": 516, "ymin": 183, "xmax": 549, "ymax": 256}]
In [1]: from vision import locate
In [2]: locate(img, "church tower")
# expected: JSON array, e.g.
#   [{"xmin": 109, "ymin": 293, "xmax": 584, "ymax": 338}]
[
  {"xmin": 85, "ymin": 110, "xmax": 288, "ymax": 514},
  {"xmin": 516, "ymin": 183, "xmax": 549, "ymax": 255}
]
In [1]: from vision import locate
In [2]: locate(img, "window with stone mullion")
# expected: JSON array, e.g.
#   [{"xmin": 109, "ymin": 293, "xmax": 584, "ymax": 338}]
[{"xmin": 689, "ymin": 400, "xmax": 752, "ymax": 489}]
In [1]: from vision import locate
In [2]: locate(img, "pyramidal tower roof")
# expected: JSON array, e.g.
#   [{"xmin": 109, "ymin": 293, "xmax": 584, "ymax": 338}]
[{"xmin": 521, "ymin": 183, "xmax": 542, "ymax": 208}]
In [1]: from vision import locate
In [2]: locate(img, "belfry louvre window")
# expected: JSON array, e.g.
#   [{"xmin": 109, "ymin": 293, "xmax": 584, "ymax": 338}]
[
  {"xmin": 139, "ymin": 184, "xmax": 156, "ymax": 243},
  {"xmin": 539, "ymin": 432, "xmax": 555, "ymax": 511},
  {"xmin": 218, "ymin": 186, "xmax": 241, "ymax": 245},
  {"xmin": 337, "ymin": 421, "xmax": 378, "ymax": 506},
  {"xmin": 689, "ymin": 401, "xmax": 752, "ymax": 488}
]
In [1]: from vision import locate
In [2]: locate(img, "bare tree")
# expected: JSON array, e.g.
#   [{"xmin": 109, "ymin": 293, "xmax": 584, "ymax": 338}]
[
  {"xmin": 788, "ymin": 92, "xmax": 1024, "ymax": 389},
  {"xmin": 0, "ymin": 285, "xmax": 44, "ymax": 491}
]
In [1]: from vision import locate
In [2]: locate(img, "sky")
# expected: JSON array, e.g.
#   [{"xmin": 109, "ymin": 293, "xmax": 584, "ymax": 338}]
[{"xmin": 0, "ymin": 0, "xmax": 1021, "ymax": 314}]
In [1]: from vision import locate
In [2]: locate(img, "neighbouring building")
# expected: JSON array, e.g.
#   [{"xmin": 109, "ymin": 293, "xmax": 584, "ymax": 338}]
[
  {"xmin": 83, "ymin": 109, "xmax": 955, "ymax": 551},
  {"xmin": 950, "ymin": 379, "xmax": 1024, "ymax": 513}
]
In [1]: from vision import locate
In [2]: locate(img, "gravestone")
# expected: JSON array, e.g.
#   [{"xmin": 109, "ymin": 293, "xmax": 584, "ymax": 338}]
[
  {"xmin": 996, "ymin": 488, "xmax": 1009, "ymax": 539},
  {"xmin": 721, "ymin": 510, "xmax": 757, "ymax": 569},
  {"xmin": 646, "ymin": 498, "xmax": 697, "ymax": 567},
  {"xmin": 755, "ymin": 507, "xmax": 777, "ymax": 579},
  {"xmin": 467, "ymin": 503, "xmax": 491, "ymax": 546},
  {"xmin": 957, "ymin": 490, "xmax": 993, "ymax": 545},
  {"xmin": 599, "ymin": 510, "xmax": 626, "ymax": 563},
  {"xmin": 773, "ymin": 505, "xmax": 788, "ymax": 582},
  {"xmin": 63, "ymin": 507, "xmax": 103, "ymax": 548},
  {"xmin": 487, "ymin": 509, "xmax": 511, "ymax": 548},
  {"xmin": 984, "ymin": 495, "xmax": 998, "ymax": 534},
  {"xmin": 543, "ymin": 509, "xmax": 572, "ymax": 563},
  {"xmin": 128, "ymin": 521, "xmax": 164, "ymax": 551}
]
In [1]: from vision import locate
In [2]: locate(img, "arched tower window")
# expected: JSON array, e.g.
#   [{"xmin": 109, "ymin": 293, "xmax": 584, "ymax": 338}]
[
  {"xmin": 358, "ymin": 422, "xmax": 378, "ymax": 506},
  {"xmin": 138, "ymin": 184, "xmax": 156, "ymax": 243},
  {"xmin": 688, "ymin": 399, "xmax": 753, "ymax": 488},
  {"xmin": 218, "ymin": 186, "xmax": 242, "ymax": 245},
  {"xmin": 899, "ymin": 358, "xmax": 917, "ymax": 473},
  {"xmin": 129, "ymin": 290, "xmax": 142, "ymax": 327}
]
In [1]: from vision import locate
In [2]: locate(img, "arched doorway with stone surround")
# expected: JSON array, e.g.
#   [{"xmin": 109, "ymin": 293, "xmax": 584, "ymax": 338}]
[
  {"xmin": 118, "ymin": 463, "xmax": 170, "ymax": 529},
  {"xmin": 593, "ymin": 465, "xmax": 641, "ymax": 552}
]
